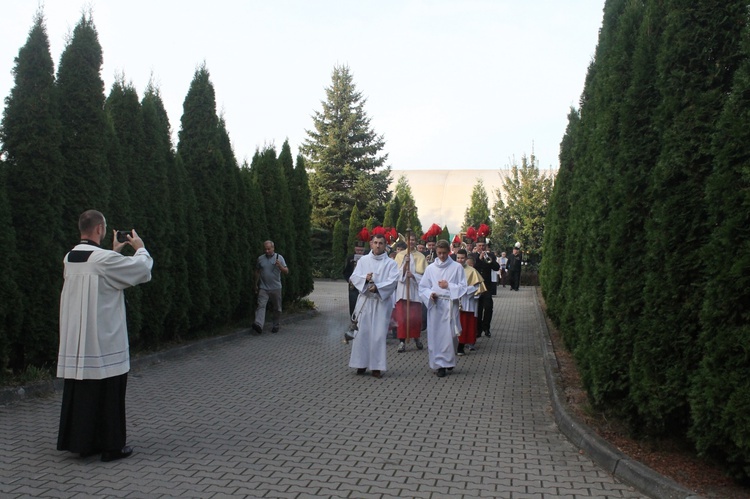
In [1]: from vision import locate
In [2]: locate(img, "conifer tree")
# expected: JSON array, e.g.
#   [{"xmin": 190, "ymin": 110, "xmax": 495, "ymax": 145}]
[
  {"xmin": 393, "ymin": 176, "xmax": 421, "ymax": 236},
  {"xmin": 104, "ymin": 78, "xmax": 144, "ymax": 339},
  {"xmin": 57, "ymin": 12, "xmax": 110, "ymax": 237},
  {"xmin": 133, "ymin": 83, "xmax": 175, "ymax": 346},
  {"xmin": 596, "ymin": 0, "xmax": 661, "ymax": 414},
  {"xmin": 277, "ymin": 141, "xmax": 299, "ymax": 301},
  {"xmin": 178, "ymin": 65, "xmax": 229, "ymax": 324},
  {"xmin": 302, "ymin": 64, "xmax": 391, "ymax": 230},
  {"xmin": 0, "ymin": 167, "xmax": 22, "ymax": 376},
  {"xmin": 292, "ymin": 154, "xmax": 314, "ymax": 297},
  {"xmin": 689, "ymin": 19, "xmax": 750, "ymax": 479},
  {"xmin": 540, "ymin": 109, "xmax": 579, "ymax": 327},
  {"xmin": 332, "ymin": 220, "xmax": 345, "ymax": 277},
  {"xmin": 631, "ymin": 0, "xmax": 746, "ymax": 435},
  {"xmin": 346, "ymin": 205, "xmax": 362, "ymax": 254},
  {"xmin": 462, "ymin": 178, "xmax": 491, "ymax": 231},
  {"xmin": 0, "ymin": 12, "xmax": 64, "ymax": 369}
]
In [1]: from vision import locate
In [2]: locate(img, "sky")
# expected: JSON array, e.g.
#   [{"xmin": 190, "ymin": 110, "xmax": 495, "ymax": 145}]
[{"xmin": 1, "ymin": 1, "xmax": 604, "ymax": 171}]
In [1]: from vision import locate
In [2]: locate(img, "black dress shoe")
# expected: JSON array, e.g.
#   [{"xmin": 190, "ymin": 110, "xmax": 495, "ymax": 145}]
[
  {"xmin": 371, "ymin": 370, "xmax": 382, "ymax": 378},
  {"xmin": 101, "ymin": 446, "xmax": 133, "ymax": 462},
  {"xmin": 437, "ymin": 368, "xmax": 446, "ymax": 378},
  {"xmin": 251, "ymin": 323, "xmax": 262, "ymax": 334},
  {"xmin": 356, "ymin": 368, "xmax": 367, "ymax": 375},
  {"xmin": 485, "ymin": 331, "xmax": 491, "ymax": 338}
]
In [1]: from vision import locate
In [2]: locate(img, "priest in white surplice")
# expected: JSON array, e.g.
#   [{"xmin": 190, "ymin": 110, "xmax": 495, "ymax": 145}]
[
  {"xmin": 419, "ymin": 239, "xmax": 468, "ymax": 377},
  {"xmin": 348, "ymin": 232, "xmax": 400, "ymax": 378},
  {"xmin": 57, "ymin": 210, "xmax": 153, "ymax": 462}
]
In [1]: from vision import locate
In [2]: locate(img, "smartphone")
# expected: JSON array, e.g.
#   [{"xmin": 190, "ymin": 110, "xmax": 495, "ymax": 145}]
[{"xmin": 116, "ymin": 230, "xmax": 131, "ymax": 243}]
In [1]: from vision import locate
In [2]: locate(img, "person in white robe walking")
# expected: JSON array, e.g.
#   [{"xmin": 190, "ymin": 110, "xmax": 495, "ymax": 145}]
[
  {"xmin": 419, "ymin": 239, "xmax": 468, "ymax": 377},
  {"xmin": 348, "ymin": 232, "xmax": 399, "ymax": 378},
  {"xmin": 57, "ymin": 210, "xmax": 152, "ymax": 462}
]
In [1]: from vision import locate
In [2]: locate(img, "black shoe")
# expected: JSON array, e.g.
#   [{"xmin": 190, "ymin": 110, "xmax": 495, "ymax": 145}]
[
  {"xmin": 437, "ymin": 368, "xmax": 446, "ymax": 378},
  {"xmin": 271, "ymin": 326, "xmax": 279, "ymax": 333},
  {"xmin": 485, "ymin": 331, "xmax": 491, "ymax": 338},
  {"xmin": 101, "ymin": 446, "xmax": 133, "ymax": 462},
  {"xmin": 372, "ymin": 370, "xmax": 382, "ymax": 379},
  {"xmin": 356, "ymin": 368, "xmax": 367, "ymax": 375},
  {"xmin": 447, "ymin": 367, "xmax": 454, "ymax": 374},
  {"xmin": 252, "ymin": 323, "xmax": 262, "ymax": 334}
]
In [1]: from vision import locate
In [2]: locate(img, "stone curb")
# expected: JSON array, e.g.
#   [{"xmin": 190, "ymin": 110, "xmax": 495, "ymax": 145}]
[
  {"xmin": 532, "ymin": 289, "xmax": 703, "ymax": 499},
  {"xmin": 0, "ymin": 308, "xmax": 318, "ymax": 406}
]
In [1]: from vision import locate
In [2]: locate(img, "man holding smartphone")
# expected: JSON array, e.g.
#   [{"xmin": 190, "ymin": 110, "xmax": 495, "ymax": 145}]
[{"xmin": 57, "ymin": 210, "xmax": 152, "ymax": 462}]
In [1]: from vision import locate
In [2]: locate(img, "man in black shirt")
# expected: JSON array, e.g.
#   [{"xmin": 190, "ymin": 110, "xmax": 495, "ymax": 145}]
[{"xmin": 471, "ymin": 237, "xmax": 500, "ymax": 337}]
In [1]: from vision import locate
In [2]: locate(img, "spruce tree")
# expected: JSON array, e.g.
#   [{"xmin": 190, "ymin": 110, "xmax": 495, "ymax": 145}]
[
  {"xmin": 302, "ymin": 64, "xmax": 391, "ymax": 230},
  {"xmin": 57, "ymin": 12, "xmax": 110, "ymax": 237},
  {"xmin": 0, "ymin": 12, "xmax": 64, "ymax": 369}
]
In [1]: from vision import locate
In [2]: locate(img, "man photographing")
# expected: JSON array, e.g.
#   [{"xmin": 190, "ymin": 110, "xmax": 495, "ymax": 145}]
[{"xmin": 57, "ymin": 210, "xmax": 153, "ymax": 462}]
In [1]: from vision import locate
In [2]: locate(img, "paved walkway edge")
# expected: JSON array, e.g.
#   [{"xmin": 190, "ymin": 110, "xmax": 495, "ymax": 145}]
[
  {"xmin": 532, "ymin": 288, "xmax": 702, "ymax": 499},
  {"xmin": 0, "ymin": 309, "xmax": 318, "ymax": 406}
]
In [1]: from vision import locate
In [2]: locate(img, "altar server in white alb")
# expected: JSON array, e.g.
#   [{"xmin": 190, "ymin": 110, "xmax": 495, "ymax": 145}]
[
  {"xmin": 348, "ymin": 232, "xmax": 400, "ymax": 378},
  {"xmin": 57, "ymin": 210, "xmax": 153, "ymax": 462},
  {"xmin": 419, "ymin": 239, "xmax": 467, "ymax": 378}
]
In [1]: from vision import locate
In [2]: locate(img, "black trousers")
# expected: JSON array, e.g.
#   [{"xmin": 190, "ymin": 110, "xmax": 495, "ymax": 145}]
[
  {"xmin": 510, "ymin": 270, "xmax": 521, "ymax": 291},
  {"xmin": 476, "ymin": 291, "xmax": 494, "ymax": 334},
  {"xmin": 57, "ymin": 373, "xmax": 128, "ymax": 454}
]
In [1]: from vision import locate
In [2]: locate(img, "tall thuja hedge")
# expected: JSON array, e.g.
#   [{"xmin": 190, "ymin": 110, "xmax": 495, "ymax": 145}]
[
  {"xmin": 178, "ymin": 65, "xmax": 228, "ymax": 326},
  {"xmin": 574, "ymin": 0, "xmax": 642, "ymax": 410},
  {"xmin": 540, "ymin": 108, "xmax": 579, "ymax": 327},
  {"xmin": 598, "ymin": 0, "xmax": 664, "ymax": 415},
  {"xmin": 104, "ymin": 79, "xmax": 144, "ymax": 340},
  {"xmin": 277, "ymin": 141, "xmax": 299, "ymax": 301},
  {"xmin": 293, "ymin": 154, "xmax": 314, "ymax": 297},
  {"xmin": 216, "ymin": 118, "xmax": 246, "ymax": 316},
  {"xmin": 689, "ymin": 20, "xmax": 750, "ymax": 478},
  {"xmin": 631, "ymin": 0, "xmax": 747, "ymax": 435},
  {"xmin": 0, "ymin": 167, "xmax": 22, "ymax": 376},
  {"xmin": 136, "ymin": 85, "xmax": 176, "ymax": 346},
  {"xmin": 57, "ymin": 13, "xmax": 110, "ymax": 238},
  {"xmin": 0, "ymin": 13, "xmax": 64, "ymax": 370}
]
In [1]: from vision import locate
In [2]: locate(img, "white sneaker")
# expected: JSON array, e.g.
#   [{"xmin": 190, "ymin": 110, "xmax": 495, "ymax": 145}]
[{"xmin": 397, "ymin": 342, "xmax": 406, "ymax": 353}]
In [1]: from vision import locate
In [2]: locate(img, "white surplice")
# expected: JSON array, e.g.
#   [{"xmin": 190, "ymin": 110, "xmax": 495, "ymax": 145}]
[
  {"xmin": 57, "ymin": 244, "xmax": 153, "ymax": 380},
  {"xmin": 348, "ymin": 251, "xmax": 400, "ymax": 371},
  {"xmin": 419, "ymin": 256, "xmax": 467, "ymax": 369}
]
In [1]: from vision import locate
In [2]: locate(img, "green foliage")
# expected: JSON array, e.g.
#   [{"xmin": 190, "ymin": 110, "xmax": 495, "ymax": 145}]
[
  {"xmin": 541, "ymin": 0, "xmax": 750, "ymax": 480},
  {"xmin": 491, "ymin": 154, "xmax": 552, "ymax": 258},
  {"xmin": 291, "ymin": 154, "xmax": 314, "ymax": 297},
  {"xmin": 0, "ymin": 13, "xmax": 64, "ymax": 370},
  {"xmin": 393, "ymin": 176, "xmax": 422, "ymax": 236},
  {"xmin": 302, "ymin": 64, "xmax": 391, "ymax": 230},
  {"xmin": 331, "ymin": 220, "xmax": 346, "ymax": 277},
  {"xmin": 346, "ymin": 205, "xmax": 362, "ymax": 254},
  {"xmin": 688, "ymin": 17, "xmax": 750, "ymax": 479},
  {"xmin": 462, "ymin": 178, "xmax": 491, "ymax": 231},
  {"xmin": 57, "ymin": 13, "xmax": 110, "ymax": 237},
  {"xmin": 0, "ymin": 12, "xmax": 317, "ymax": 378},
  {"xmin": 439, "ymin": 225, "xmax": 450, "ymax": 242}
]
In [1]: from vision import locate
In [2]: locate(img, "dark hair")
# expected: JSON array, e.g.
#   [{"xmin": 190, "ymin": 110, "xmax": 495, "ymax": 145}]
[
  {"xmin": 396, "ymin": 241, "xmax": 407, "ymax": 250},
  {"xmin": 78, "ymin": 210, "xmax": 104, "ymax": 234},
  {"xmin": 371, "ymin": 233, "xmax": 386, "ymax": 242},
  {"xmin": 436, "ymin": 239, "xmax": 450, "ymax": 250},
  {"xmin": 456, "ymin": 248, "xmax": 467, "ymax": 256}
]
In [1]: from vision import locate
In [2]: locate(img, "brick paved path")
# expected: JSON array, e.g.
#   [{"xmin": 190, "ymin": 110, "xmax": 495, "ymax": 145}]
[{"xmin": 0, "ymin": 282, "xmax": 644, "ymax": 498}]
